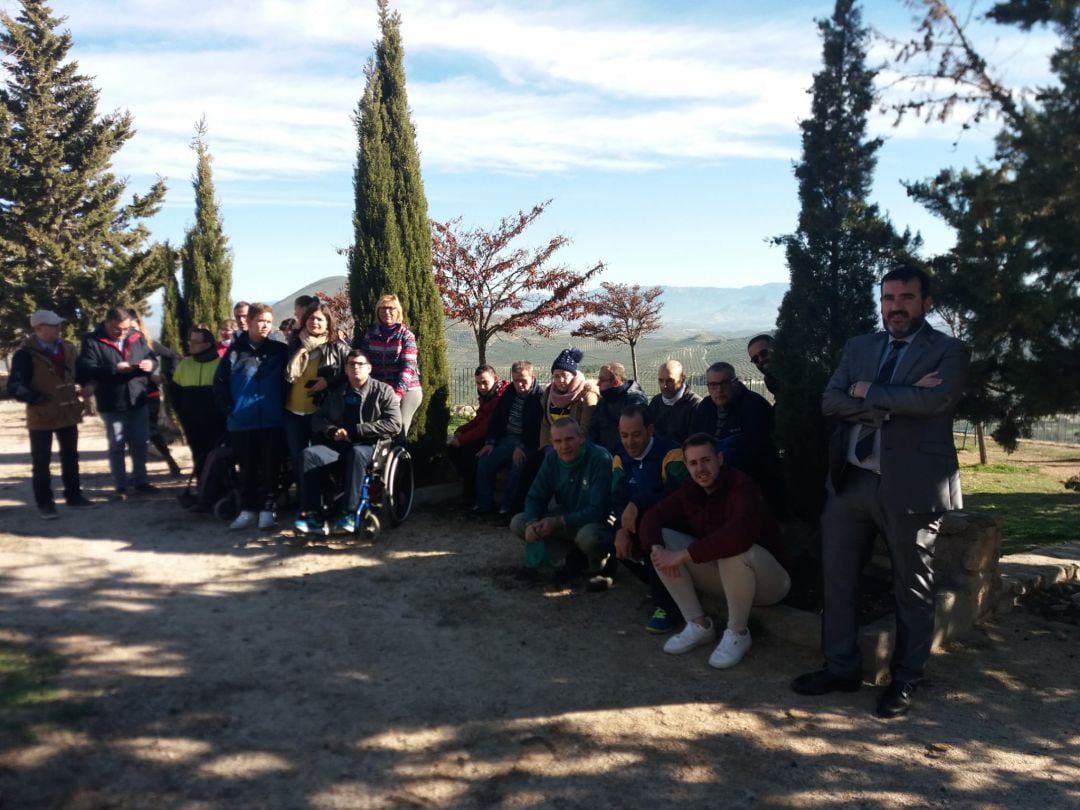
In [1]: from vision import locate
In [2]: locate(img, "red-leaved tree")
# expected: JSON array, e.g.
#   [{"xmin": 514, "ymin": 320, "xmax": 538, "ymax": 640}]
[
  {"xmin": 431, "ymin": 199, "xmax": 604, "ymax": 365},
  {"xmin": 316, "ymin": 285, "xmax": 355, "ymax": 345},
  {"xmin": 573, "ymin": 282, "xmax": 664, "ymax": 380}
]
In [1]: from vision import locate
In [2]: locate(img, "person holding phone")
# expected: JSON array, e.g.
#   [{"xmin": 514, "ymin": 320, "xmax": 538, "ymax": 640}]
[{"xmin": 284, "ymin": 301, "xmax": 349, "ymax": 505}]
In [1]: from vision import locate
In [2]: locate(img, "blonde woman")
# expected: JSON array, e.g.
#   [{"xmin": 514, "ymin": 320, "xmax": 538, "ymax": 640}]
[{"xmin": 354, "ymin": 294, "xmax": 421, "ymax": 437}]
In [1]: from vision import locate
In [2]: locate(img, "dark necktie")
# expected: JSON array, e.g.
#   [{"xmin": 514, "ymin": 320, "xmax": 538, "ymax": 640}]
[{"xmin": 854, "ymin": 340, "xmax": 904, "ymax": 461}]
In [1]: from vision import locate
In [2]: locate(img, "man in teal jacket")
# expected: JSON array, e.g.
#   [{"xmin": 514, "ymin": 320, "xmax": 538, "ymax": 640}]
[{"xmin": 510, "ymin": 418, "xmax": 613, "ymax": 588}]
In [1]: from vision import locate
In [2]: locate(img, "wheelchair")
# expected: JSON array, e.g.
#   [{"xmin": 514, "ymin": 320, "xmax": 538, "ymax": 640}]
[{"xmin": 336, "ymin": 437, "xmax": 415, "ymax": 541}]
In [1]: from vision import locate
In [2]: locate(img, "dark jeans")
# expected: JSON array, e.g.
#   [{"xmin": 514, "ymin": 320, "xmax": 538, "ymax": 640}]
[
  {"xmin": 618, "ymin": 550, "xmax": 683, "ymax": 621},
  {"xmin": 29, "ymin": 425, "xmax": 81, "ymax": 507},
  {"xmin": 284, "ymin": 411, "xmax": 314, "ymax": 498},
  {"xmin": 231, "ymin": 428, "xmax": 284, "ymax": 511},
  {"xmin": 300, "ymin": 442, "xmax": 376, "ymax": 514}
]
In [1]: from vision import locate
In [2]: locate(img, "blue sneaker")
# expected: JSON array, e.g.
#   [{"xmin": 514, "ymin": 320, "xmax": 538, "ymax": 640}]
[
  {"xmin": 293, "ymin": 515, "xmax": 329, "ymax": 537},
  {"xmin": 334, "ymin": 515, "xmax": 357, "ymax": 535},
  {"xmin": 646, "ymin": 607, "xmax": 674, "ymax": 634}
]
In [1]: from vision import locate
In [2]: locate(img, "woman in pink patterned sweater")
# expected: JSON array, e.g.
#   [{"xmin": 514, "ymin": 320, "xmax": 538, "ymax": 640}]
[{"xmin": 355, "ymin": 293, "xmax": 422, "ymax": 438}]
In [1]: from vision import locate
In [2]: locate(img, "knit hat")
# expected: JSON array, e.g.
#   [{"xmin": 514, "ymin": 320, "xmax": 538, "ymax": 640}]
[{"xmin": 551, "ymin": 347, "xmax": 583, "ymax": 374}]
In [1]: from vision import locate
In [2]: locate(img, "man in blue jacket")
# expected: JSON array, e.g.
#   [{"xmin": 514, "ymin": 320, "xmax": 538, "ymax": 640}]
[
  {"xmin": 609, "ymin": 404, "xmax": 688, "ymax": 621},
  {"xmin": 213, "ymin": 303, "xmax": 288, "ymax": 531},
  {"xmin": 510, "ymin": 418, "xmax": 612, "ymax": 587}
]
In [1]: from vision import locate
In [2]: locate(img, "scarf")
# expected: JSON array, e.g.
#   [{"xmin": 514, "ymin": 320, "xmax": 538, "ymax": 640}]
[
  {"xmin": 547, "ymin": 371, "xmax": 586, "ymax": 409},
  {"xmin": 661, "ymin": 383, "xmax": 686, "ymax": 407},
  {"xmin": 285, "ymin": 330, "xmax": 330, "ymax": 382}
]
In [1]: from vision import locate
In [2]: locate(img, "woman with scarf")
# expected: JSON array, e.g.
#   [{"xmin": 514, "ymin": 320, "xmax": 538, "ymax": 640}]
[
  {"xmin": 539, "ymin": 348, "xmax": 599, "ymax": 449},
  {"xmin": 355, "ymin": 294, "xmax": 422, "ymax": 439},
  {"xmin": 284, "ymin": 302, "xmax": 348, "ymax": 499}
]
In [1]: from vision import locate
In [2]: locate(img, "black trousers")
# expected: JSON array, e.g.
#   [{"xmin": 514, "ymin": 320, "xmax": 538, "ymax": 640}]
[
  {"xmin": 446, "ymin": 439, "xmax": 484, "ymax": 502},
  {"xmin": 231, "ymin": 428, "xmax": 284, "ymax": 512},
  {"xmin": 29, "ymin": 425, "xmax": 81, "ymax": 507}
]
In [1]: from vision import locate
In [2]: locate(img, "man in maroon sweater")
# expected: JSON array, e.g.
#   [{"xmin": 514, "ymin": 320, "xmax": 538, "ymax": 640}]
[
  {"xmin": 639, "ymin": 433, "xmax": 790, "ymax": 669},
  {"xmin": 447, "ymin": 365, "xmax": 509, "ymax": 506}
]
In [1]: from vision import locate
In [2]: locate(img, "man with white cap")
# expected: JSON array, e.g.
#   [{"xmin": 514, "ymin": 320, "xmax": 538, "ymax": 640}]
[{"xmin": 7, "ymin": 310, "xmax": 95, "ymax": 519}]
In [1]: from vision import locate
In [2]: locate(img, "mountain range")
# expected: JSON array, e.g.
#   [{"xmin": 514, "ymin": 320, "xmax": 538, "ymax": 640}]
[{"xmin": 272, "ymin": 276, "xmax": 787, "ymax": 337}]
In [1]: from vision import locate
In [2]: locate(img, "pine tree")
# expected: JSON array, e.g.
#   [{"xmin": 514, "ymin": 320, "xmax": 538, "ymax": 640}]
[
  {"xmin": 771, "ymin": 0, "xmax": 914, "ymax": 519},
  {"xmin": 179, "ymin": 118, "xmax": 232, "ymax": 346},
  {"xmin": 900, "ymin": 0, "xmax": 1080, "ymax": 450},
  {"xmin": 349, "ymin": 0, "xmax": 449, "ymax": 457},
  {"xmin": 0, "ymin": 0, "xmax": 167, "ymax": 348}
]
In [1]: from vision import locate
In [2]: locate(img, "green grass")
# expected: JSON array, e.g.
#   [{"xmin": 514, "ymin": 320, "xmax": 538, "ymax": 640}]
[
  {"xmin": 0, "ymin": 643, "xmax": 62, "ymax": 711},
  {"xmin": 0, "ymin": 643, "xmax": 100, "ymax": 741},
  {"xmin": 957, "ymin": 438, "xmax": 1080, "ymax": 554}
]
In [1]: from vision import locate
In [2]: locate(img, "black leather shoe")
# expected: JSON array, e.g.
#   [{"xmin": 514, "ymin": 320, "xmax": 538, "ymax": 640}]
[
  {"xmin": 791, "ymin": 668, "xmax": 862, "ymax": 696},
  {"xmin": 876, "ymin": 680, "xmax": 917, "ymax": 718}
]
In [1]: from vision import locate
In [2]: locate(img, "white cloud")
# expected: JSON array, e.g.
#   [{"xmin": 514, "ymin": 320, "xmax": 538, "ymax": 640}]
[
  {"xmin": 31, "ymin": 0, "xmax": 1055, "ymax": 185},
  {"xmin": 48, "ymin": 0, "xmax": 825, "ymax": 181}
]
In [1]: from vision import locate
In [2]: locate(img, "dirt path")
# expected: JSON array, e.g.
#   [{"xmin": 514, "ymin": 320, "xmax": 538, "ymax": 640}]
[{"xmin": 1, "ymin": 402, "xmax": 1078, "ymax": 809}]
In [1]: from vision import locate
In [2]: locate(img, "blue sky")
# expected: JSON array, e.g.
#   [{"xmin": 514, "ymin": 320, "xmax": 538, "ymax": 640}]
[{"xmin": 10, "ymin": 0, "xmax": 1057, "ymax": 305}]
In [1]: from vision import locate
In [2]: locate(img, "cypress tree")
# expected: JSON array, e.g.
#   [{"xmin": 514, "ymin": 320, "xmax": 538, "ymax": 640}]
[
  {"xmin": 179, "ymin": 118, "xmax": 232, "ymax": 346},
  {"xmin": 0, "ymin": 0, "xmax": 167, "ymax": 348},
  {"xmin": 349, "ymin": 0, "xmax": 450, "ymax": 457},
  {"xmin": 771, "ymin": 0, "xmax": 914, "ymax": 519},
  {"xmin": 160, "ymin": 244, "xmax": 184, "ymax": 354}
]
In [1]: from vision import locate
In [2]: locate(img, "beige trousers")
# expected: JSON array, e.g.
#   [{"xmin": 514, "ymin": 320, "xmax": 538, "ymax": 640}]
[{"xmin": 656, "ymin": 529, "xmax": 790, "ymax": 632}]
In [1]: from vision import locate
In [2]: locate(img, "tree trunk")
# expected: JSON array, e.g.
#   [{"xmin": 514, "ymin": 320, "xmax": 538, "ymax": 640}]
[
  {"xmin": 476, "ymin": 334, "xmax": 487, "ymax": 367},
  {"xmin": 629, "ymin": 341, "xmax": 638, "ymax": 381},
  {"xmin": 976, "ymin": 421, "xmax": 988, "ymax": 466}
]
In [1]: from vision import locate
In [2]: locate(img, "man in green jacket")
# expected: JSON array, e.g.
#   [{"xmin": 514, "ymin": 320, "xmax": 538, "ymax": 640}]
[{"xmin": 510, "ymin": 418, "xmax": 613, "ymax": 588}]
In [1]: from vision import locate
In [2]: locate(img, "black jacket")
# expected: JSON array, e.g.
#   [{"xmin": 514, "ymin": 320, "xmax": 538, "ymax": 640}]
[
  {"xmin": 285, "ymin": 335, "xmax": 350, "ymax": 405},
  {"xmin": 77, "ymin": 324, "xmax": 157, "ymax": 412},
  {"xmin": 589, "ymin": 379, "xmax": 648, "ymax": 454},
  {"xmin": 485, "ymin": 380, "xmax": 542, "ymax": 452},
  {"xmin": 311, "ymin": 378, "xmax": 402, "ymax": 443}
]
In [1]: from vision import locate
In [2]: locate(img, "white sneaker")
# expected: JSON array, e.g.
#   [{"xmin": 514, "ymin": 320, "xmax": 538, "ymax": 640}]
[
  {"xmin": 709, "ymin": 628, "xmax": 752, "ymax": 669},
  {"xmin": 258, "ymin": 510, "xmax": 276, "ymax": 530},
  {"xmin": 663, "ymin": 618, "xmax": 715, "ymax": 655},
  {"xmin": 229, "ymin": 510, "xmax": 257, "ymax": 530}
]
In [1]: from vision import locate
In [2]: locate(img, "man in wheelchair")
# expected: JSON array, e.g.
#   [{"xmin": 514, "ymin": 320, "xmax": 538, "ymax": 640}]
[{"xmin": 294, "ymin": 350, "xmax": 403, "ymax": 536}]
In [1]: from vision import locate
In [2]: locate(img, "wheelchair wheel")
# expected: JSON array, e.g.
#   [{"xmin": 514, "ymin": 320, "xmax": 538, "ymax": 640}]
[
  {"xmin": 214, "ymin": 492, "xmax": 240, "ymax": 522},
  {"xmin": 380, "ymin": 446, "xmax": 414, "ymax": 527},
  {"xmin": 360, "ymin": 510, "xmax": 381, "ymax": 542}
]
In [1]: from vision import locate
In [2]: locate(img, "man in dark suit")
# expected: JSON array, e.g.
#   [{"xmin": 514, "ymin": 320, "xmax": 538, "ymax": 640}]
[{"xmin": 791, "ymin": 265, "xmax": 970, "ymax": 719}]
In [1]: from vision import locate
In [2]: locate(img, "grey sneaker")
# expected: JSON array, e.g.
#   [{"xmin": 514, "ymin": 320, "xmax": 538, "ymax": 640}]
[
  {"xmin": 229, "ymin": 510, "xmax": 257, "ymax": 530},
  {"xmin": 257, "ymin": 510, "xmax": 276, "ymax": 530}
]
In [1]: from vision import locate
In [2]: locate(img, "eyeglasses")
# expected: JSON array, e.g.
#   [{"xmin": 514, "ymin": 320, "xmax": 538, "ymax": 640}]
[
  {"xmin": 707, "ymin": 379, "xmax": 737, "ymax": 389},
  {"xmin": 347, "ymin": 361, "xmax": 370, "ymax": 367}
]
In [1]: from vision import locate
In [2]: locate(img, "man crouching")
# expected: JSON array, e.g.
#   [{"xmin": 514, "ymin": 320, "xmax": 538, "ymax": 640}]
[
  {"xmin": 510, "ymin": 418, "xmax": 613, "ymax": 587},
  {"xmin": 639, "ymin": 433, "xmax": 790, "ymax": 669}
]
